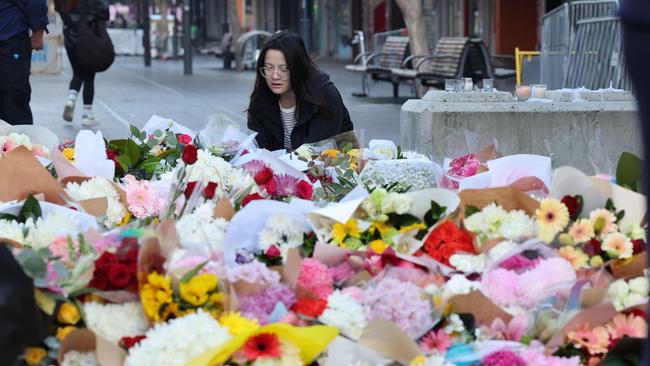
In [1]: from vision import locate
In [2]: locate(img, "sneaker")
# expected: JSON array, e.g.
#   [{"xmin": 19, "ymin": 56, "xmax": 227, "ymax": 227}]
[
  {"xmin": 81, "ymin": 113, "xmax": 99, "ymax": 127},
  {"xmin": 63, "ymin": 99, "xmax": 75, "ymax": 122}
]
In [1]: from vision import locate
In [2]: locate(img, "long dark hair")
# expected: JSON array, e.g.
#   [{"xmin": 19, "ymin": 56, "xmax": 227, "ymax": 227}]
[{"xmin": 248, "ymin": 31, "xmax": 332, "ymax": 118}]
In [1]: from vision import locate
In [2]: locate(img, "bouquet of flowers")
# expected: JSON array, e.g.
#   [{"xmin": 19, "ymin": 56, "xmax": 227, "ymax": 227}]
[{"xmin": 0, "ymin": 132, "xmax": 50, "ymax": 159}]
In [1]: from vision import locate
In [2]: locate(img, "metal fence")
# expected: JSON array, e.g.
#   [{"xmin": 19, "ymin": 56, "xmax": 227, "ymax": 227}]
[
  {"xmin": 540, "ymin": 4, "xmax": 570, "ymax": 89},
  {"xmin": 564, "ymin": 17, "xmax": 631, "ymax": 90},
  {"xmin": 540, "ymin": 0, "xmax": 624, "ymax": 89}
]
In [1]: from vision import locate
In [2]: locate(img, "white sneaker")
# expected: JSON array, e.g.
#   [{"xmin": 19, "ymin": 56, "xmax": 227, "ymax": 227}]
[
  {"xmin": 81, "ymin": 113, "xmax": 99, "ymax": 127},
  {"xmin": 63, "ymin": 99, "xmax": 75, "ymax": 122}
]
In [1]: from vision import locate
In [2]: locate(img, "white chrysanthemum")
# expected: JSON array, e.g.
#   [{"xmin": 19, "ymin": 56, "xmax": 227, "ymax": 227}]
[
  {"xmin": 125, "ymin": 311, "xmax": 231, "ymax": 366},
  {"xmin": 28, "ymin": 212, "xmax": 81, "ymax": 250},
  {"xmin": 65, "ymin": 177, "xmax": 127, "ymax": 226},
  {"xmin": 464, "ymin": 204, "xmax": 535, "ymax": 244},
  {"xmin": 380, "ymin": 192, "xmax": 413, "ymax": 215},
  {"xmin": 0, "ymin": 219, "xmax": 26, "ymax": 245},
  {"xmin": 176, "ymin": 201, "xmax": 229, "ymax": 254},
  {"xmin": 259, "ymin": 229, "xmax": 282, "ymax": 250},
  {"xmin": 61, "ymin": 351, "xmax": 98, "ymax": 366},
  {"xmin": 268, "ymin": 214, "xmax": 292, "ymax": 232},
  {"xmin": 401, "ymin": 150, "xmax": 431, "ymax": 161},
  {"xmin": 252, "ymin": 341, "xmax": 302, "ymax": 366},
  {"xmin": 441, "ymin": 274, "xmax": 480, "ymax": 299},
  {"xmin": 486, "ymin": 240, "xmax": 518, "ymax": 262},
  {"xmin": 84, "ymin": 302, "xmax": 150, "ymax": 344},
  {"xmin": 186, "ymin": 149, "xmax": 237, "ymax": 188},
  {"xmin": 629, "ymin": 276, "xmax": 650, "ymax": 296},
  {"xmin": 449, "ymin": 253, "xmax": 485, "ymax": 274},
  {"xmin": 257, "ymin": 214, "xmax": 307, "ymax": 257},
  {"xmin": 319, "ymin": 290, "xmax": 368, "ymax": 340},
  {"xmin": 498, "ymin": 210, "xmax": 536, "ymax": 240}
]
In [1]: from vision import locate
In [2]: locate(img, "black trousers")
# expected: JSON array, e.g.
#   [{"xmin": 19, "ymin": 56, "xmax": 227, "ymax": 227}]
[
  {"xmin": 622, "ymin": 19, "xmax": 650, "ymax": 366},
  {"xmin": 65, "ymin": 45, "xmax": 95, "ymax": 105},
  {"xmin": 0, "ymin": 32, "xmax": 33, "ymax": 125}
]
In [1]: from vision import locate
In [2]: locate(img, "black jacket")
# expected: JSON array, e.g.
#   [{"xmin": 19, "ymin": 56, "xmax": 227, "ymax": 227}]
[
  {"xmin": 55, "ymin": 0, "xmax": 109, "ymax": 49},
  {"xmin": 247, "ymin": 70, "xmax": 354, "ymax": 151},
  {"xmin": 619, "ymin": 0, "xmax": 650, "ymax": 25}
]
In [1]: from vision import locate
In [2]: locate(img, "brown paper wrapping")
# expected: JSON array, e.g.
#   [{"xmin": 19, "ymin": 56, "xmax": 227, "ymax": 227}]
[
  {"xmin": 0, "ymin": 146, "xmax": 67, "ymax": 204},
  {"xmin": 312, "ymin": 241, "xmax": 352, "ymax": 267},
  {"xmin": 610, "ymin": 254, "xmax": 648, "ymax": 279},
  {"xmin": 457, "ymin": 186, "xmax": 540, "ymax": 220},
  {"xmin": 213, "ymin": 197, "xmax": 235, "ymax": 221},
  {"xmin": 448, "ymin": 291, "xmax": 513, "ymax": 325},
  {"xmin": 358, "ymin": 320, "xmax": 422, "ymax": 365},
  {"xmin": 78, "ymin": 197, "xmax": 109, "ymax": 218},
  {"xmin": 57, "ymin": 329, "xmax": 127, "ymax": 366},
  {"xmin": 51, "ymin": 148, "xmax": 84, "ymax": 181},
  {"xmin": 580, "ymin": 288, "xmax": 608, "ymax": 308}
]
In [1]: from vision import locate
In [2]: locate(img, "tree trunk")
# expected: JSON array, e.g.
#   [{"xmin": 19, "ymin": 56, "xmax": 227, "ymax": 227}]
[{"xmin": 395, "ymin": 0, "xmax": 430, "ymax": 96}]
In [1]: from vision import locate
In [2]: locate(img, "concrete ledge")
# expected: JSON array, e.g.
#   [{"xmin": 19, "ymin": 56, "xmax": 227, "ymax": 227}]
[{"xmin": 401, "ymin": 90, "xmax": 641, "ymax": 174}]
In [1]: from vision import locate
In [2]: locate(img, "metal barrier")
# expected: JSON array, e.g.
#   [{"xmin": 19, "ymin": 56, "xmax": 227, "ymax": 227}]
[
  {"xmin": 540, "ymin": 0, "xmax": 625, "ymax": 90},
  {"xmin": 515, "ymin": 48, "xmax": 541, "ymax": 86},
  {"xmin": 564, "ymin": 17, "xmax": 630, "ymax": 90},
  {"xmin": 372, "ymin": 28, "xmax": 407, "ymax": 53},
  {"xmin": 540, "ymin": 4, "xmax": 570, "ymax": 89}
]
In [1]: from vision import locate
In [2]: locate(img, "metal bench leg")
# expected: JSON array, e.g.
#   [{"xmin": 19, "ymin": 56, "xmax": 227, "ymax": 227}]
[
  {"xmin": 352, "ymin": 73, "xmax": 368, "ymax": 97},
  {"xmin": 392, "ymin": 81, "xmax": 399, "ymax": 98}
]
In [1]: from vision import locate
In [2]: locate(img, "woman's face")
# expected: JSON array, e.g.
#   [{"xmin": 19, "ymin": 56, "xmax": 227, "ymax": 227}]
[{"xmin": 262, "ymin": 49, "xmax": 292, "ymax": 96}]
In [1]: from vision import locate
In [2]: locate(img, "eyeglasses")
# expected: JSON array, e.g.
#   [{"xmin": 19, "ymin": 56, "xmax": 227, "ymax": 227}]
[{"xmin": 260, "ymin": 66, "xmax": 290, "ymax": 80}]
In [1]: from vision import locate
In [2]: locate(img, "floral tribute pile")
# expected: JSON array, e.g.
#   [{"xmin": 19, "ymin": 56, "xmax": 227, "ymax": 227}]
[{"xmin": 1, "ymin": 117, "xmax": 648, "ymax": 366}]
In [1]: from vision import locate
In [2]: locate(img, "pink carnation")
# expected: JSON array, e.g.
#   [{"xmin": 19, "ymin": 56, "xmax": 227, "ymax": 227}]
[
  {"xmin": 518, "ymin": 257, "xmax": 576, "ymax": 308},
  {"xmin": 123, "ymin": 175, "xmax": 165, "ymax": 219},
  {"xmin": 482, "ymin": 349, "xmax": 526, "ymax": 366},
  {"xmin": 483, "ymin": 268, "xmax": 521, "ymax": 308},
  {"xmin": 499, "ymin": 254, "xmax": 540, "ymax": 272},
  {"xmin": 328, "ymin": 262, "xmax": 356, "ymax": 283},
  {"xmin": 297, "ymin": 258, "xmax": 334, "ymax": 299},
  {"xmin": 239, "ymin": 284, "xmax": 297, "ymax": 324},
  {"xmin": 226, "ymin": 260, "xmax": 281, "ymax": 285},
  {"xmin": 520, "ymin": 342, "xmax": 581, "ymax": 366}
]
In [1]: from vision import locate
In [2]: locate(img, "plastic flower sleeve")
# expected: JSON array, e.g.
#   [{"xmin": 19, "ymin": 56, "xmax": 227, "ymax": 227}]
[
  {"xmin": 199, "ymin": 113, "xmax": 259, "ymax": 163},
  {"xmin": 142, "ymin": 114, "xmax": 195, "ymax": 140},
  {"xmin": 359, "ymin": 158, "xmax": 438, "ymax": 192}
]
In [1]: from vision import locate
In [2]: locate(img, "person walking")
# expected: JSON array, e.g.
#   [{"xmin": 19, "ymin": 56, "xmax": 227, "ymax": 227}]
[
  {"xmin": 0, "ymin": 0, "xmax": 48, "ymax": 125},
  {"xmin": 55, "ymin": 0, "xmax": 110, "ymax": 126},
  {"xmin": 247, "ymin": 31, "xmax": 354, "ymax": 151}
]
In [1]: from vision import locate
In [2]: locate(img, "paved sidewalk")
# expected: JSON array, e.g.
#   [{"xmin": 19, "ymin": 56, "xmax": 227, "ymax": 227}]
[{"xmin": 29, "ymin": 54, "xmax": 412, "ymax": 144}]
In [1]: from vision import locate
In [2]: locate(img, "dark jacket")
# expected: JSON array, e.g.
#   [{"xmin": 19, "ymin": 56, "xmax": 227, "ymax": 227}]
[
  {"xmin": 55, "ymin": 0, "xmax": 109, "ymax": 49},
  {"xmin": 0, "ymin": 0, "xmax": 49, "ymax": 42},
  {"xmin": 619, "ymin": 0, "xmax": 650, "ymax": 25},
  {"xmin": 247, "ymin": 70, "xmax": 354, "ymax": 151}
]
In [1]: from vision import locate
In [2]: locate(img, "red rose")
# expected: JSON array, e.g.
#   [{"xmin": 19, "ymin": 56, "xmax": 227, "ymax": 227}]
[
  {"xmin": 291, "ymin": 298, "xmax": 328, "ymax": 318},
  {"xmin": 184, "ymin": 181, "xmax": 198, "ymax": 200},
  {"xmin": 120, "ymin": 335, "xmax": 146, "ymax": 350},
  {"xmin": 107, "ymin": 263, "xmax": 134, "ymax": 289},
  {"xmin": 203, "ymin": 182, "xmax": 219, "ymax": 199},
  {"xmin": 94, "ymin": 252, "xmax": 118, "ymax": 271},
  {"xmin": 182, "ymin": 144, "xmax": 198, "ymax": 165},
  {"xmin": 632, "ymin": 239, "xmax": 646, "ymax": 255},
  {"xmin": 242, "ymin": 193, "xmax": 264, "ymax": 207},
  {"xmin": 586, "ymin": 238, "xmax": 603, "ymax": 256},
  {"xmin": 296, "ymin": 180, "xmax": 313, "ymax": 200},
  {"xmin": 254, "ymin": 166, "xmax": 274, "ymax": 185},
  {"xmin": 177, "ymin": 134, "xmax": 193, "ymax": 145},
  {"xmin": 106, "ymin": 150, "xmax": 121, "ymax": 171},
  {"xmin": 89, "ymin": 274, "xmax": 109, "ymax": 291},
  {"xmin": 266, "ymin": 245, "xmax": 281, "ymax": 258},
  {"xmin": 561, "ymin": 195, "xmax": 583, "ymax": 221}
]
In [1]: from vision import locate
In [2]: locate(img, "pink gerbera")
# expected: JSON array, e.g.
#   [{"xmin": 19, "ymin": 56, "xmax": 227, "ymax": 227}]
[
  {"xmin": 124, "ymin": 175, "xmax": 164, "ymax": 219},
  {"xmin": 606, "ymin": 313, "xmax": 648, "ymax": 339},
  {"xmin": 567, "ymin": 323, "xmax": 610, "ymax": 355},
  {"xmin": 2, "ymin": 141, "xmax": 16, "ymax": 154},
  {"xmin": 419, "ymin": 328, "xmax": 452, "ymax": 353}
]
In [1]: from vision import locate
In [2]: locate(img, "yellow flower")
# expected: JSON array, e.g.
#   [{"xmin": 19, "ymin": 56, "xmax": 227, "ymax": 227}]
[
  {"xmin": 369, "ymin": 240, "xmax": 389, "ymax": 254},
  {"xmin": 322, "ymin": 149, "xmax": 340, "ymax": 159},
  {"xmin": 590, "ymin": 255, "xmax": 604, "ymax": 267},
  {"xmin": 140, "ymin": 272, "xmax": 174, "ymax": 321},
  {"xmin": 24, "ymin": 347, "xmax": 47, "ymax": 366},
  {"xmin": 180, "ymin": 273, "xmax": 219, "ymax": 307},
  {"xmin": 369, "ymin": 220, "xmax": 391, "ymax": 236},
  {"xmin": 57, "ymin": 302, "xmax": 81, "ymax": 325},
  {"xmin": 568, "ymin": 219, "xmax": 595, "ymax": 244},
  {"xmin": 119, "ymin": 212, "xmax": 131, "ymax": 226},
  {"xmin": 347, "ymin": 149, "xmax": 361, "ymax": 159},
  {"xmin": 558, "ymin": 246, "xmax": 589, "ymax": 270},
  {"xmin": 56, "ymin": 325, "xmax": 77, "ymax": 341},
  {"xmin": 332, "ymin": 218, "xmax": 360, "ymax": 246},
  {"xmin": 536, "ymin": 198, "xmax": 570, "ymax": 243},
  {"xmin": 410, "ymin": 355, "xmax": 427, "ymax": 366},
  {"xmin": 62, "ymin": 147, "xmax": 75, "ymax": 161},
  {"xmin": 219, "ymin": 311, "xmax": 260, "ymax": 336},
  {"xmin": 399, "ymin": 222, "xmax": 427, "ymax": 234}
]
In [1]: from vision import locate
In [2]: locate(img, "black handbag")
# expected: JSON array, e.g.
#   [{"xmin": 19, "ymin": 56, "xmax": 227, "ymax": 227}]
[{"xmin": 75, "ymin": 0, "xmax": 115, "ymax": 72}]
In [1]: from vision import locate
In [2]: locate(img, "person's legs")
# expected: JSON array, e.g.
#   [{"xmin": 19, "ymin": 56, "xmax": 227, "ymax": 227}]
[
  {"xmin": 81, "ymin": 71, "xmax": 98, "ymax": 126},
  {"xmin": 0, "ymin": 33, "xmax": 33, "ymax": 125},
  {"xmin": 63, "ymin": 46, "xmax": 83, "ymax": 122}
]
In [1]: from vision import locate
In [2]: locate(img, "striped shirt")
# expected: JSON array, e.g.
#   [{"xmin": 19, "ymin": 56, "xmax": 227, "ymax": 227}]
[{"xmin": 280, "ymin": 103, "xmax": 297, "ymax": 150}]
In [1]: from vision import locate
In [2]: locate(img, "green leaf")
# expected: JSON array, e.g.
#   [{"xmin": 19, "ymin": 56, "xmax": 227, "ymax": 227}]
[
  {"xmin": 108, "ymin": 139, "xmax": 128, "ymax": 152},
  {"xmin": 153, "ymin": 130, "xmax": 164, "ymax": 139},
  {"xmin": 616, "ymin": 152, "xmax": 644, "ymax": 193},
  {"xmin": 0, "ymin": 213, "xmax": 20, "ymax": 222},
  {"xmin": 140, "ymin": 131, "xmax": 147, "ymax": 142},
  {"xmin": 180, "ymin": 261, "xmax": 209, "ymax": 283},
  {"xmin": 387, "ymin": 213, "xmax": 421, "ymax": 228},
  {"xmin": 116, "ymin": 155, "xmax": 132, "ymax": 172},
  {"xmin": 16, "ymin": 249, "xmax": 47, "ymax": 278},
  {"xmin": 124, "ymin": 139, "xmax": 142, "ymax": 164},
  {"xmin": 130, "ymin": 125, "xmax": 141, "ymax": 138},
  {"xmin": 18, "ymin": 194, "xmax": 42, "ymax": 223},
  {"xmin": 424, "ymin": 201, "xmax": 448, "ymax": 227},
  {"xmin": 139, "ymin": 158, "xmax": 162, "ymax": 175},
  {"xmin": 605, "ymin": 199, "xmax": 616, "ymax": 212},
  {"xmin": 69, "ymin": 287, "xmax": 100, "ymax": 299},
  {"xmin": 166, "ymin": 132, "xmax": 178, "ymax": 147},
  {"xmin": 465, "ymin": 204, "xmax": 481, "ymax": 218}
]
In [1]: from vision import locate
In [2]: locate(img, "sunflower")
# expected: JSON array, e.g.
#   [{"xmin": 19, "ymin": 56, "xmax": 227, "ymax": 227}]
[{"xmin": 536, "ymin": 198, "xmax": 570, "ymax": 243}]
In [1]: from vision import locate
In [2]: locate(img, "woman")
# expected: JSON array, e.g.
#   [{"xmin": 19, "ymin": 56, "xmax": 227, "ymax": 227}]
[
  {"xmin": 55, "ymin": 0, "xmax": 109, "ymax": 126},
  {"xmin": 247, "ymin": 31, "xmax": 354, "ymax": 151}
]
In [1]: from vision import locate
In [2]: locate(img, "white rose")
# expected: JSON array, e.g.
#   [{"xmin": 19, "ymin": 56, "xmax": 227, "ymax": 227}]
[
  {"xmin": 369, "ymin": 139, "xmax": 398, "ymax": 160},
  {"xmin": 442, "ymin": 274, "xmax": 479, "ymax": 299},
  {"xmin": 381, "ymin": 193, "xmax": 412, "ymax": 215},
  {"xmin": 628, "ymin": 277, "xmax": 650, "ymax": 296},
  {"xmin": 608, "ymin": 279, "xmax": 631, "ymax": 300}
]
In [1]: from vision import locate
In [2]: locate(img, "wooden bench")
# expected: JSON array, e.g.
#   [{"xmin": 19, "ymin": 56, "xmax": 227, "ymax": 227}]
[
  {"xmin": 392, "ymin": 37, "xmax": 494, "ymax": 96},
  {"xmin": 345, "ymin": 36, "xmax": 410, "ymax": 97}
]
